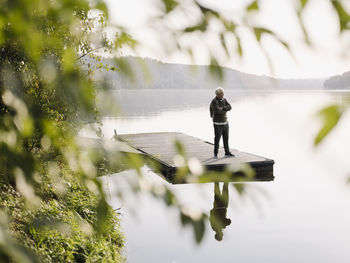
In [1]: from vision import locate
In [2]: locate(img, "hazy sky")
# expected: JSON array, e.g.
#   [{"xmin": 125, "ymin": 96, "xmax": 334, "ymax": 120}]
[{"xmin": 105, "ymin": 0, "xmax": 350, "ymax": 79}]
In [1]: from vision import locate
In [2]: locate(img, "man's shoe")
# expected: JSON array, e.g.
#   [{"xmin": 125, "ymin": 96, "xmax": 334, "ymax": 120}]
[
  {"xmin": 225, "ymin": 152, "xmax": 235, "ymax": 157},
  {"xmin": 214, "ymin": 154, "xmax": 218, "ymax": 159}
]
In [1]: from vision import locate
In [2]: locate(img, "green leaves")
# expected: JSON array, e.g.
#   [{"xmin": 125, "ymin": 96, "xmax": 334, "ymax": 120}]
[
  {"xmin": 331, "ymin": 0, "xmax": 350, "ymax": 32},
  {"xmin": 197, "ymin": 2, "xmax": 220, "ymax": 18},
  {"xmin": 0, "ymin": 0, "xmax": 128, "ymax": 260},
  {"xmin": 247, "ymin": 0, "xmax": 259, "ymax": 12},
  {"xmin": 0, "ymin": 212, "xmax": 39, "ymax": 263},
  {"xmin": 96, "ymin": 198, "xmax": 110, "ymax": 235},
  {"xmin": 253, "ymin": 27, "xmax": 273, "ymax": 42},
  {"xmin": 174, "ymin": 139, "xmax": 186, "ymax": 157},
  {"xmin": 62, "ymin": 48, "xmax": 77, "ymax": 72},
  {"xmin": 252, "ymin": 26, "xmax": 291, "ymax": 72},
  {"xmin": 162, "ymin": 0, "xmax": 179, "ymax": 13},
  {"xmin": 180, "ymin": 210, "xmax": 207, "ymax": 243},
  {"xmin": 314, "ymin": 104, "xmax": 344, "ymax": 145},
  {"xmin": 114, "ymin": 32, "xmax": 137, "ymax": 49},
  {"xmin": 113, "ymin": 57, "xmax": 135, "ymax": 82},
  {"xmin": 184, "ymin": 20, "xmax": 208, "ymax": 33},
  {"xmin": 183, "ymin": 3, "xmax": 221, "ymax": 33},
  {"xmin": 299, "ymin": 0, "xmax": 308, "ymax": 9},
  {"xmin": 209, "ymin": 58, "xmax": 223, "ymax": 81},
  {"xmin": 235, "ymin": 34, "xmax": 243, "ymax": 57},
  {"xmin": 296, "ymin": 0, "xmax": 311, "ymax": 45},
  {"xmin": 94, "ymin": 0, "xmax": 109, "ymax": 19}
]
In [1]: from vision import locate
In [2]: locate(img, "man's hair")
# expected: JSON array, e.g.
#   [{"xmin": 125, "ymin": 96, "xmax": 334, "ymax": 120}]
[{"xmin": 215, "ymin": 87, "xmax": 224, "ymax": 95}]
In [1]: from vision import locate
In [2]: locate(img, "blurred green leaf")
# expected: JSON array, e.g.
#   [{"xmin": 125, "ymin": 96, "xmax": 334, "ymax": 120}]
[
  {"xmin": 299, "ymin": 0, "xmax": 308, "ymax": 9},
  {"xmin": 279, "ymin": 39, "xmax": 291, "ymax": 51},
  {"xmin": 96, "ymin": 198, "xmax": 109, "ymax": 234},
  {"xmin": 253, "ymin": 27, "xmax": 273, "ymax": 42},
  {"xmin": 223, "ymin": 21, "xmax": 236, "ymax": 32},
  {"xmin": 162, "ymin": 0, "xmax": 178, "ymax": 13},
  {"xmin": 247, "ymin": 1, "xmax": 259, "ymax": 12},
  {"xmin": 62, "ymin": 48, "xmax": 76, "ymax": 72},
  {"xmin": 180, "ymin": 212, "xmax": 206, "ymax": 244},
  {"xmin": 220, "ymin": 33, "xmax": 229, "ymax": 56},
  {"xmin": 331, "ymin": 0, "xmax": 350, "ymax": 31},
  {"xmin": 193, "ymin": 217, "xmax": 205, "ymax": 243},
  {"xmin": 209, "ymin": 58, "xmax": 223, "ymax": 81},
  {"xmin": 253, "ymin": 26, "xmax": 290, "ymax": 54},
  {"xmin": 197, "ymin": 3, "xmax": 220, "ymax": 18},
  {"xmin": 184, "ymin": 20, "xmax": 207, "ymax": 33},
  {"xmin": 314, "ymin": 104, "xmax": 344, "ymax": 145},
  {"xmin": 164, "ymin": 189, "xmax": 175, "ymax": 206},
  {"xmin": 114, "ymin": 57, "xmax": 135, "ymax": 82},
  {"xmin": 115, "ymin": 32, "xmax": 137, "ymax": 49},
  {"xmin": 124, "ymin": 153, "xmax": 144, "ymax": 176},
  {"xmin": 297, "ymin": 10, "xmax": 312, "ymax": 45},
  {"xmin": 174, "ymin": 139, "xmax": 185, "ymax": 157},
  {"xmin": 235, "ymin": 34, "xmax": 243, "ymax": 57},
  {"xmin": 233, "ymin": 184, "xmax": 245, "ymax": 195}
]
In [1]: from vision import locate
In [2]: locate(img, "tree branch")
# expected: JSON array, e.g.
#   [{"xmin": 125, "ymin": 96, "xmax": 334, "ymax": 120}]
[{"xmin": 77, "ymin": 47, "xmax": 105, "ymax": 60}]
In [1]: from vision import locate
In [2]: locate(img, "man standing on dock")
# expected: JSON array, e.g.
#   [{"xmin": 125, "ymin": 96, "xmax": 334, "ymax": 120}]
[{"xmin": 210, "ymin": 87, "xmax": 234, "ymax": 158}]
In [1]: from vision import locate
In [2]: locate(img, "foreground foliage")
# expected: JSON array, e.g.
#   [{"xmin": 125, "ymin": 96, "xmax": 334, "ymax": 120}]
[
  {"xmin": 0, "ymin": 0, "xmax": 128, "ymax": 261},
  {"xmin": 0, "ymin": 164, "xmax": 124, "ymax": 262}
]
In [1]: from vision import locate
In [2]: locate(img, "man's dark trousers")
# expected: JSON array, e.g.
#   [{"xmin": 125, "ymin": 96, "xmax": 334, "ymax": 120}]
[{"xmin": 214, "ymin": 124, "xmax": 229, "ymax": 156}]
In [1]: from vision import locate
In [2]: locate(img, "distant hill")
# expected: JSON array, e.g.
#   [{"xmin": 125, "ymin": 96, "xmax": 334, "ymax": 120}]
[
  {"xmin": 324, "ymin": 71, "xmax": 350, "ymax": 90},
  {"xmin": 86, "ymin": 56, "xmax": 327, "ymax": 90}
]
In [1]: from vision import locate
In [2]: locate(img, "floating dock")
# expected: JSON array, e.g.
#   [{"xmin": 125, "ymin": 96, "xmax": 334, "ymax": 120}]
[{"xmin": 118, "ymin": 132, "xmax": 274, "ymax": 184}]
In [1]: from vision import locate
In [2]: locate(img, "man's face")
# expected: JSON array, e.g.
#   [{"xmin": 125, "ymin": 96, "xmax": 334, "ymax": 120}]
[{"xmin": 216, "ymin": 92, "xmax": 224, "ymax": 100}]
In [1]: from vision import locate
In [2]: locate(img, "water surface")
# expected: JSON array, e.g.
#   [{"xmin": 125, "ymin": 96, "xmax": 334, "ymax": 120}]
[{"xmin": 91, "ymin": 90, "xmax": 350, "ymax": 263}]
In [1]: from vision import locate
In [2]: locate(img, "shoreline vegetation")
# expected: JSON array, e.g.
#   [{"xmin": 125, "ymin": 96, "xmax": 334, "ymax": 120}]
[
  {"xmin": 0, "ymin": 1, "xmax": 131, "ymax": 261},
  {"xmin": 0, "ymin": 162, "xmax": 125, "ymax": 263}
]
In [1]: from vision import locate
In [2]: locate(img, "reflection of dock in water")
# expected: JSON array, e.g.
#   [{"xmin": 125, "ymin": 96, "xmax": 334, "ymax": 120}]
[{"xmin": 117, "ymin": 132, "xmax": 274, "ymax": 184}]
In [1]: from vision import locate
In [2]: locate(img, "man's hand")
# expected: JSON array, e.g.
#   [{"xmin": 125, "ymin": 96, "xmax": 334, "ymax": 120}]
[{"xmin": 223, "ymin": 100, "xmax": 232, "ymax": 111}]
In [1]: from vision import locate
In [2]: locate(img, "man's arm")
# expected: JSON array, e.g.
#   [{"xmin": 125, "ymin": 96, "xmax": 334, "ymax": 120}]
[
  {"xmin": 211, "ymin": 99, "xmax": 226, "ymax": 114},
  {"xmin": 223, "ymin": 99, "xmax": 231, "ymax": 111}
]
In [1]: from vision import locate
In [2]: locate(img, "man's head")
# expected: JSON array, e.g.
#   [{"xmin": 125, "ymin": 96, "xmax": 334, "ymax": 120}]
[{"xmin": 215, "ymin": 87, "xmax": 224, "ymax": 100}]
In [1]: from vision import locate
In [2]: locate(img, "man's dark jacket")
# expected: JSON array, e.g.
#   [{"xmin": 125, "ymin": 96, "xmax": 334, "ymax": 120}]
[{"xmin": 210, "ymin": 97, "xmax": 232, "ymax": 123}]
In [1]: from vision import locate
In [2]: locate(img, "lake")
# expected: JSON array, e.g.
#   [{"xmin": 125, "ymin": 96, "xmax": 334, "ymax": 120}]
[{"xmin": 84, "ymin": 89, "xmax": 350, "ymax": 263}]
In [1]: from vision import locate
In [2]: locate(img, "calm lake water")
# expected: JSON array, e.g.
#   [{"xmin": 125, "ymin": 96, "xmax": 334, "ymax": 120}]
[{"xmin": 86, "ymin": 89, "xmax": 350, "ymax": 263}]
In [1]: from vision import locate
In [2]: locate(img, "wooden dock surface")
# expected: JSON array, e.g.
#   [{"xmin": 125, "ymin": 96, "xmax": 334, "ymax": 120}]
[
  {"xmin": 118, "ymin": 132, "xmax": 274, "ymax": 183},
  {"xmin": 77, "ymin": 137, "xmax": 143, "ymax": 154}
]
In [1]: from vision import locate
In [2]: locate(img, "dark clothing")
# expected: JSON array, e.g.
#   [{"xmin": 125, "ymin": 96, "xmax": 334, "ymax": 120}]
[
  {"xmin": 209, "ymin": 97, "xmax": 231, "ymax": 123},
  {"xmin": 210, "ymin": 96, "xmax": 231, "ymax": 155},
  {"xmin": 209, "ymin": 182, "xmax": 231, "ymax": 241},
  {"xmin": 214, "ymin": 124, "xmax": 230, "ymax": 155}
]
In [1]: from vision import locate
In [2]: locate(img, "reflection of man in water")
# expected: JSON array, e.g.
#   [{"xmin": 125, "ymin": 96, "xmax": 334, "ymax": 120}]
[
  {"xmin": 210, "ymin": 182, "xmax": 231, "ymax": 241},
  {"xmin": 209, "ymin": 87, "xmax": 234, "ymax": 158}
]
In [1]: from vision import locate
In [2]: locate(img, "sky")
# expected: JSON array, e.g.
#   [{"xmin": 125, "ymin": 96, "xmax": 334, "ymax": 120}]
[{"xmin": 104, "ymin": 0, "xmax": 350, "ymax": 79}]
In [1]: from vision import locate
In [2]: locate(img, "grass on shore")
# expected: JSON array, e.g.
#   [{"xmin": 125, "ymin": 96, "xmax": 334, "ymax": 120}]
[{"xmin": 0, "ymin": 164, "xmax": 125, "ymax": 263}]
